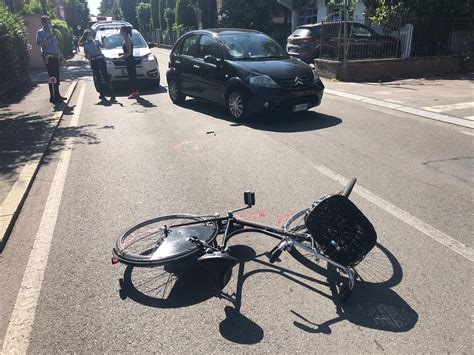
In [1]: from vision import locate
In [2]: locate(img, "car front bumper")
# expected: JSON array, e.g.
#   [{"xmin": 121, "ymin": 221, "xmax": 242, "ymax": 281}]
[
  {"xmin": 105, "ymin": 59, "xmax": 159, "ymax": 82},
  {"xmin": 247, "ymin": 80, "xmax": 325, "ymax": 113}
]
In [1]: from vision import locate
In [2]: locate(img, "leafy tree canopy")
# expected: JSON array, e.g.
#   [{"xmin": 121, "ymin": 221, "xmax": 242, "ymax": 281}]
[{"xmin": 219, "ymin": 0, "xmax": 274, "ymax": 34}]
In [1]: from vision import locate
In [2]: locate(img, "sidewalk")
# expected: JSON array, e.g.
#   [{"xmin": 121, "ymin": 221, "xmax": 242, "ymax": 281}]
[
  {"xmin": 322, "ymin": 74, "xmax": 474, "ymax": 128},
  {"xmin": 0, "ymin": 54, "xmax": 86, "ymax": 249}
]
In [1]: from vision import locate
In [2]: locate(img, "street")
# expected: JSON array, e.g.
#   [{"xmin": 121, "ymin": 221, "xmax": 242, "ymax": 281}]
[{"xmin": 0, "ymin": 48, "xmax": 473, "ymax": 353}]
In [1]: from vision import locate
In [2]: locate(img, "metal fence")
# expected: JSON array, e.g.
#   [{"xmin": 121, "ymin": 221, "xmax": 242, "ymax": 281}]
[
  {"xmin": 317, "ymin": 17, "xmax": 473, "ymax": 61},
  {"xmin": 143, "ymin": 29, "xmax": 191, "ymax": 47}
]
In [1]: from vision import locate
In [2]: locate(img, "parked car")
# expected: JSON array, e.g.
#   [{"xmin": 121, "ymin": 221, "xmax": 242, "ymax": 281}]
[
  {"xmin": 287, "ymin": 22, "xmax": 401, "ymax": 62},
  {"xmin": 100, "ymin": 29, "xmax": 160, "ymax": 86},
  {"xmin": 167, "ymin": 29, "xmax": 324, "ymax": 119}
]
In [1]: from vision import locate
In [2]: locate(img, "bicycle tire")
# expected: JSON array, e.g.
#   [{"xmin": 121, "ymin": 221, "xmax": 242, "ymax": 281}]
[{"xmin": 115, "ymin": 214, "xmax": 218, "ymax": 267}]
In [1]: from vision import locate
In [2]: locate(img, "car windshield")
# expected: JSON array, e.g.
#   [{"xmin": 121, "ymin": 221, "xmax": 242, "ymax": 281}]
[
  {"xmin": 102, "ymin": 30, "xmax": 147, "ymax": 50},
  {"xmin": 220, "ymin": 32, "xmax": 288, "ymax": 60}
]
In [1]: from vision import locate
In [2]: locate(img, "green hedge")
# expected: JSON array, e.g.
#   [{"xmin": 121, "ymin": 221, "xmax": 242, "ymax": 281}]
[
  {"xmin": 0, "ymin": 4, "xmax": 30, "ymax": 83},
  {"xmin": 52, "ymin": 19, "xmax": 73, "ymax": 57}
]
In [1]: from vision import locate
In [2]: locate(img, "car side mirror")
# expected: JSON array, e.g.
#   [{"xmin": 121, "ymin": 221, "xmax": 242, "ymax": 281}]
[
  {"xmin": 148, "ymin": 42, "xmax": 155, "ymax": 48},
  {"xmin": 204, "ymin": 55, "xmax": 218, "ymax": 65}
]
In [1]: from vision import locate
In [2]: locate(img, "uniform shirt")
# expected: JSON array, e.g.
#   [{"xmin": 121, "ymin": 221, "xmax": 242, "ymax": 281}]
[
  {"xmin": 36, "ymin": 27, "xmax": 59, "ymax": 55},
  {"xmin": 83, "ymin": 39, "xmax": 103, "ymax": 58}
]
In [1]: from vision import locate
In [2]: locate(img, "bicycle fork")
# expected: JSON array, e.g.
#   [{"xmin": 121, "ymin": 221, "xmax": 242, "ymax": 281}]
[{"xmin": 268, "ymin": 238, "xmax": 355, "ymax": 302}]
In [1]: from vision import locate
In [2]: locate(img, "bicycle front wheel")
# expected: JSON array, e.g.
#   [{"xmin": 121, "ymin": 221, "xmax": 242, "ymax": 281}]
[{"xmin": 114, "ymin": 215, "xmax": 218, "ymax": 267}]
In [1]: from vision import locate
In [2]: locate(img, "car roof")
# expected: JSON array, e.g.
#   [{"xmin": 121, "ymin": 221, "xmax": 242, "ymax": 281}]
[
  {"xmin": 185, "ymin": 28, "xmax": 262, "ymax": 36},
  {"xmin": 92, "ymin": 21, "xmax": 132, "ymax": 30},
  {"xmin": 98, "ymin": 28, "xmax": 140, "ymax": 37},
  {"xmin": 298, "ymin": 21, "xmax": 360, "ymax": 28}
]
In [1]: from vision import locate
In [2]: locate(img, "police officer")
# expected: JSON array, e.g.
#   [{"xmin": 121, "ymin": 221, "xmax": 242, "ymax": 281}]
[
  {"xmin": 79, "ymin": 29, "xmax": 115, "ymax": 101},
  {"xmin": 36, "ymin": 15, "xmax": 66, "ymax": 104}
]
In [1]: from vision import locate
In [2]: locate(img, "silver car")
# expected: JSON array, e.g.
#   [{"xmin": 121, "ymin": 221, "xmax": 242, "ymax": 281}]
[{"xmin": 100, "ymin": 29, "xmax": 160, "ymax": 86}]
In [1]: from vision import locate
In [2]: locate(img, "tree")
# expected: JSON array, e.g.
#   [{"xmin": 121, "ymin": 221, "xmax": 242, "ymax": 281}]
[
  {"xmin": 110, "ymin": 0, "xmax": 123, "ymax": 19},
  {"xmin": 163, "ymin": 6, "xmax": 174, "ymax": 30},
  {"xmin": 197, "ymin": 0, "xmax": 216, "ymax": 28},
  {"xmin": 120, "ymin": 0, "xmax": 138, "ymax": 27},
  {"xmin": 150, "ymin": 0, "xmax": 160, "ymax": 29},
  {"xmin": 136, "ymin": 1, "xmax": 151, "ymax": 32},
  {"xmin": 219, "ymin": 0, "xmax": 274, "ymax": 34},
  {"xmin": 99, "ymin": 0, "xmax": 114, "ymax": 15},
  {"xmin": 64, "ymin": 0, "xmax": 90, "ymax": 35},
  {"xmin": 361, "ymin": 0, "xmax": 474, "ymax": 21},
  {"xmin": 175, "ymin": 0, "xmax": 196, "ymax": 30}
]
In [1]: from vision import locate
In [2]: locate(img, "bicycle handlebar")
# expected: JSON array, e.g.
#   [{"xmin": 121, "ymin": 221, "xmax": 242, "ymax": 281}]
[{"xmin": 341, "ymin": 177, "xmax": 357, "ymax": 198}]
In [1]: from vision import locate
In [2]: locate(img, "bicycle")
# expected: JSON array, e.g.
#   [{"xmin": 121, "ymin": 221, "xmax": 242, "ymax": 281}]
[{"xmin": 112, "ymin": 178, "xmax": 377, "ymax": 301}]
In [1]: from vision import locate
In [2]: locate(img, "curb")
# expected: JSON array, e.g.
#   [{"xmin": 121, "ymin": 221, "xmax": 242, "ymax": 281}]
[
  {"xmin": 325, "ymin": 88, "xmax": 474, "ymax": 129},
  {"xmin": 0, "ymin": 81, "xmax": 78, "ymax": 252}
]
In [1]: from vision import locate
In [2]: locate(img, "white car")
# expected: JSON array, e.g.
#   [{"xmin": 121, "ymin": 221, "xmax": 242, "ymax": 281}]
[
  {"xmin": 100, "ymin": 29, "xmax": 160, "ymax": 86},
  {"xmin": 91, "ymin": 20, "xmax": 132, "ymax": 36}
]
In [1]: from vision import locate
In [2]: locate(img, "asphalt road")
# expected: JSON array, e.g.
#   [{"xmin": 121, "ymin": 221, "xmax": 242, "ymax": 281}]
[{"xmin": 1, "ymin": 49, "xmax": 472, "ymax": 353}]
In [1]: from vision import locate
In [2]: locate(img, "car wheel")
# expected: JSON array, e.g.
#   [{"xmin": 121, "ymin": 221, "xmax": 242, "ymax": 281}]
[
  {"xmin": 226, "ymin": 89, "xmax": 249, "ymax": 120},
  {"xmin": 168, "ymin": 77, "xmax": 185, "ymax": 105}
]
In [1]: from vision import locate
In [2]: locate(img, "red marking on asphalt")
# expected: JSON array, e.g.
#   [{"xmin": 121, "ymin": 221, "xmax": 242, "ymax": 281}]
[
  {"xmin": 276, "ymin": 211, "xmax": 300, "ymax": 226},
  {"xmin": 235, "ymin": 210, "xmax": 268, "ymax": 221}
]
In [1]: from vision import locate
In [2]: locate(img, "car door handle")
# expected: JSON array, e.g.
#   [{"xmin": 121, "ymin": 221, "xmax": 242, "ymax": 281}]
[{"xmin": 193, "ymin": 64, "xmax": 200, "ymax": 69}]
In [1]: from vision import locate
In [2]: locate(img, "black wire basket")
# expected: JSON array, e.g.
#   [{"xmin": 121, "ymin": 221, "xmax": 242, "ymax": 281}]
[{"xmin": 304, "ymin": 195, "xmax": 377, "ymax": 268}]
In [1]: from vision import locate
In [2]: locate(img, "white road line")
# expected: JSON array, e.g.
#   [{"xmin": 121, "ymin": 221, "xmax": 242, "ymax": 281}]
[
  {"xmin": 422, "ymin": 101, "xmax": 474, "ymax": 113},
  {"xmin": 463, "ymin": 116, "xmax": 474, "ymax": 121},
  {"xmin": 459, "ymin": 131, "xmax": 474, "ymax": 136},
  {"xmin": 313, "ymin": 164, "xmax": 474, "ymax": 263},
  {"xmin": 325, "ymin": 88, "xmax": 474, "ymax": 129},
  {"xmin": 384, "ymin": 99, "xmax": 403, "ymax": 104},
  {"xmin": 1, "ymin": 84, "xmax": 86, "ymax": 354}
]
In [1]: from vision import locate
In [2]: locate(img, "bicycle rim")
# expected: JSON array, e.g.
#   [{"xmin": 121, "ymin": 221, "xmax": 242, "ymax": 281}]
[{"xmin": 115, "ymin": 215, "xmax": 218, "ymax": 266}]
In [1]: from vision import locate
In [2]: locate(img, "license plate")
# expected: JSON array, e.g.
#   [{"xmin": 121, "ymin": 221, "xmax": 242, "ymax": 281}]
[{"xmin": 293, "ymin": 103, "xmax": 309, "ymax": 112}]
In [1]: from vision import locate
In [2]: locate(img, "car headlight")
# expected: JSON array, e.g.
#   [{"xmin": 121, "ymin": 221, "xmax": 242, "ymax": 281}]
[
  {"xmin": 249, "ymin": 75, "xmax": 279, "ymax": 88},
  {"xmin": 313, "ymin": 70, "xmax": 320, "ymax": 83},
  {"xmin": 104, "ymin": 57, "xmax": 112, "ymax": 65},
  {"xmin": 143, "ymin": 53, "xmax": 156, "ymax": 62}
]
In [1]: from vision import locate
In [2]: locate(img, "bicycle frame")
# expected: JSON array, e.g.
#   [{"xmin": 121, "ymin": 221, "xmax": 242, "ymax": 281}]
[{"xmin": 171, "ymin": 210, "xmax": 355, "ymax": 297}]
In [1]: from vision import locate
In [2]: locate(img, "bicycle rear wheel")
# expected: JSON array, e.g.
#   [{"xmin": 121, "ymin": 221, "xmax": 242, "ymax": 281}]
[{"xmin": 114, "ymin": 215, "xmax": 218, "ymax": 267}]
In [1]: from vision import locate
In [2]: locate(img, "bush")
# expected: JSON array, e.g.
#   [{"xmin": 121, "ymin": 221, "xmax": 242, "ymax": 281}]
[
  {"xmin": 0, "ymin": 4, "xmax": 30, "ymax": 83},
  {"xmin": 52, "ymin": 19, "xmax": 73, "ymax": 57},
  {"xmin": 20, "ymin": 0, "xmax": 43, "ymax": 15}
]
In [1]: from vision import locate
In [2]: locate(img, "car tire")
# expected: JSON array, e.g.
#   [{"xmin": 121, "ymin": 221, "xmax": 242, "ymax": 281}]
[
  {"xmin": 168, "ymin": 77, "xmax": 185, "ymax": 105},
  {"xmin": 226, "ymin": 89, "xmax": 249, "ymax": 120}
]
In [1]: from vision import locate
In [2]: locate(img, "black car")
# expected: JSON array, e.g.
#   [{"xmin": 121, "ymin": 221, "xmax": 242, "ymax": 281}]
[
  {"xmin": 166, "ymin": 29, "xmax": 324, "ymax": 119},
  {"xmin": 287, "ymin": 22, "xmax": 401, "ymax": 63}
]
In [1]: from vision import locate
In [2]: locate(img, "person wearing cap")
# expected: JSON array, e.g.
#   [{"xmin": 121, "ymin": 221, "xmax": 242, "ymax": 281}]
[
  {"xmin": 36, "ymin": 15, "xmax": 66, "ymax": 104},
  {"xmin": 79, "ymin": 29, "xmax": 115, "ymax": 101}
]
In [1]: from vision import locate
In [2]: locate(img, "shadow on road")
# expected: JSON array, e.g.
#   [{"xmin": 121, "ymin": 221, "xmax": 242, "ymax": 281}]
[
  {"xmin": 0, "ymin": 105, "xmax": 101, "ymax": 187},
  {"xmin": 117, "ymin": 240, "xmax": 416, "ymax": 345},
  {"xmin": 182, "ymin": 98, "xmax": 342, "ymax": 133},
  {"xmin": 289, "ymin": 243, "xmax": 418, "ymax": 334}
]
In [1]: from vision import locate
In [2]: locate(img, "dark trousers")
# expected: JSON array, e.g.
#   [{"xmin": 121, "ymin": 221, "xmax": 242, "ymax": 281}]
[
  {"xmin": 91, "ymin": 58, "xmax": 115, "ymax": 97},
  {"xmin": 125, "ymin": 58, "xmax": 138, "ymax": 92},
  {"xmin": 44, "ymin": 55, "xmax": 61, "ymax": 99}
]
